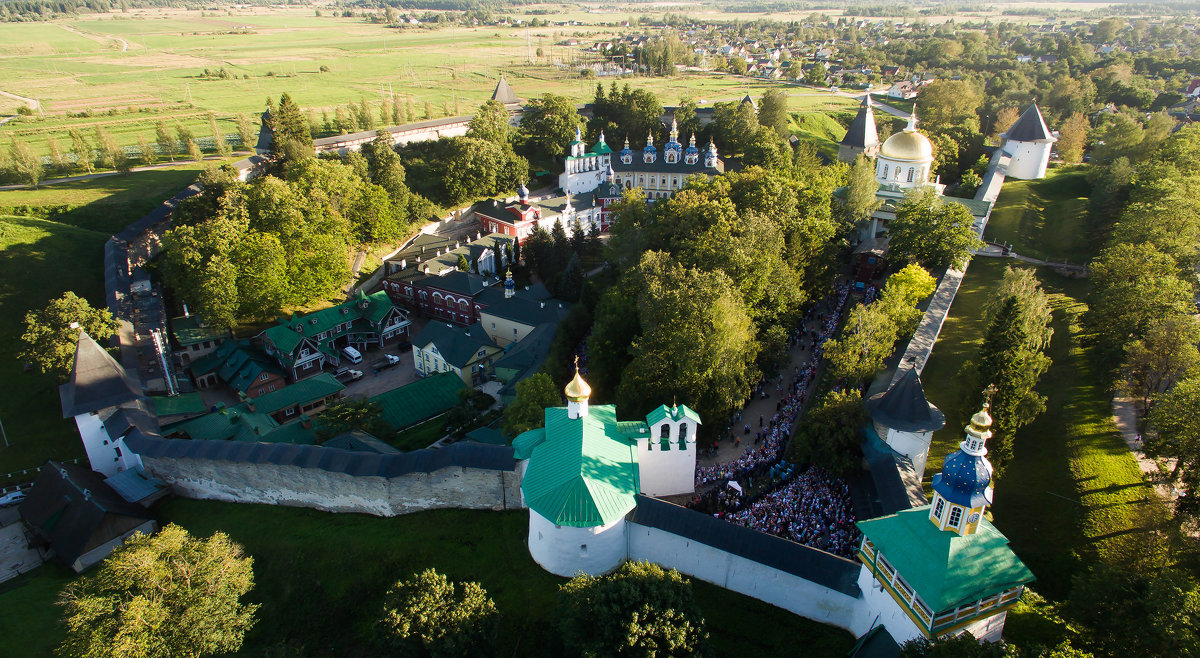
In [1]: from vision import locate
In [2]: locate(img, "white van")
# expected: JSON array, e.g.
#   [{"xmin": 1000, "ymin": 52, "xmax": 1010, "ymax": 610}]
[{"xmin": 341, "ymin": 346, "xmax": 363, "ymax": 364}]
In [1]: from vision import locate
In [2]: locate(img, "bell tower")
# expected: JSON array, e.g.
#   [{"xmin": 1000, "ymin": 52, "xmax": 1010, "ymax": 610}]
[{"xmin": 929, "ymin": 388, "xmax": 996, "ymax": 536}]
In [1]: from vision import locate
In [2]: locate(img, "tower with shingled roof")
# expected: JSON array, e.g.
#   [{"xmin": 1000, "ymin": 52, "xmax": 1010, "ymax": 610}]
[{"xmin": 997, "ymin": 103, "xmax": 1056, "ymax": 180}]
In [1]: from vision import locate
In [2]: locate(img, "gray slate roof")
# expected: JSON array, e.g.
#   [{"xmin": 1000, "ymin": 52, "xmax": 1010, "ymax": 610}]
[
  {"xmin": 865, "ymin": 368, "xmax": 946, "ymax": 432},
  {"xmin": 124, "ymin": 430, "xmax": 515, "ymax": 475},
  {"xmin": 412, "ymin": 322, "xmax": 500, "ymax": 368},
  {"xmin": 492, "ymin": 77, "xmax": 520, "ymax": 105},
  {"xmin": 60, "ymin": 332, "xmax": 143, "ymax": 418},
  {"xmin": 1003, "ymin": 103, "xmax": 1053, "ymax": 142},
  {"xmin": 841, "ymin": 97, "xmax": 880, "ymax": 149},
  {"xmin": 19, "ymin": 461, "xmax": 154, "ymax": 568}
]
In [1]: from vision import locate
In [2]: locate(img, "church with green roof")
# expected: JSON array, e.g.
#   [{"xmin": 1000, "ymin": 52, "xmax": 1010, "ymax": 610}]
[{"xmin": 513, "ymin": 364, "xmax": 700, "ymax": 576}]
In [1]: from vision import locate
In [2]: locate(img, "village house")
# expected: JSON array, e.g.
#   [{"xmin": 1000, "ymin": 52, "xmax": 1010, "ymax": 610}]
[
  {"xmin": 410, "ymin": 321, "xmax": 504, "ymax": 386},
  {"xmin": 262, "ymin": 291, "xmax": 411, "ymax": 380},
  {"xmin": 187, "ymin": 340, "xmax": 286, "ymax": 398}
]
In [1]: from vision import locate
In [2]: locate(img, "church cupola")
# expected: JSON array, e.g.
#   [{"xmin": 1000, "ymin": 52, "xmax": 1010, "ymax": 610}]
[
  {"xmin": 570, "ymin": 126, "xmax": 585, "ymax": 158},
  {"xmin": 929, "ymin": 395, "xmax": 995, "ymax": 536},
  {"xmin": 704, "ymin": 140, "xmax": 719, "ymax": 168},
  {"xmin": 643, "ymin": 131, "xmax": 657, "ymax": 163},
  {"xmin": 605, "ymin": 164, "xmax": 615, "ymax": 182},
  {"xmin": 664, "ymin": 119, "xmax": 683, "ymax": 163},
  {"xmin": 518, "ymin": 182, "xmax": 529, "ymax": 204},
  {"xmin": 620, "ymin": 136, "xmax": 633, "ymax": 165},
  {"xmin": 503, "ymin": 268, "xmax": 515, "ymax": 299},
  {"xmin": 684, "ymin": 133, "xmax": 699, "ymax": 165},
  {"xmin": 564, "ymin": 358, "xmax": 591, "ymax": 419}
]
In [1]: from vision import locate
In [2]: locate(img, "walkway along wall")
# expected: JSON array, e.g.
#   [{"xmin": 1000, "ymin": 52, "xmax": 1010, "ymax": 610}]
[{"xmin": 125, "ymin": 432, "xmax": 521, "ymax": 516}]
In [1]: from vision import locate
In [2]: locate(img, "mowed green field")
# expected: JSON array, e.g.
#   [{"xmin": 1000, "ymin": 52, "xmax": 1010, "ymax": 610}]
[
  {"xmin": 984, "ymin": 166, "xmax": 1093, "ymax": 264},
  {"xmin": 0, "ymin": 499, "xmax": 856, "ymax": 656},
  {"xmin": 0, "ymin": 7, "xmax": 855, "ymax": 159}
]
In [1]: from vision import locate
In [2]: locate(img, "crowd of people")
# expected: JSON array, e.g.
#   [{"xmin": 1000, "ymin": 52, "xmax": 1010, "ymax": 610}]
[{"xmin": 689, "ymin": 284, "xmax": 861, "ymax": 558}]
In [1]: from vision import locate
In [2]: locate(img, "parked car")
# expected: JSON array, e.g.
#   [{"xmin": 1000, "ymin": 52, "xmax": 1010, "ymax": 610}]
[
  {"xmin": 342, "ymin": 346, "xmax": 363, "ymax": 364},
  {"xmin": 373, "ymin": 354, "xmax": 402, "ymax": 370},
  {"xmin": 334, "ymin": 368, "xmax": 364, "ymax": 384},
  {"xmin": 0, "ymin": 490, "xmax": 26, "ymax": 508}
]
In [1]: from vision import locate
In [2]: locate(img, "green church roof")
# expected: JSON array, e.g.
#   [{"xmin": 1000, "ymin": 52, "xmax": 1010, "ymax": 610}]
[
  {"xmin": 645, "ymin": 403, "xmax": 702, "ymax": 427},
  {"xmin": 857, "ymin": 507, "xmax": 1034, "ymax": 612},
  {"xmin": 519, "ymin": 405, "xmax": 640, "ymax": 527}
]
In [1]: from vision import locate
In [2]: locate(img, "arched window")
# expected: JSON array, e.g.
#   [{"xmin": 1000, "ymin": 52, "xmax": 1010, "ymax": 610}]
[
  {"xmin": 948, "ymin": 506, "xmax": 963, "ymax": 528},
  {"xmin": 432, "ymin": 292, "xmax": 443, "ymax": 304},
  {"xmin": 881, "ymin": 163, "xmax": 889, "ymax": 179},
  {"xmin": 907, "ymin": 167, "xmax": 915, "ymax": 183},
  {"xmin": 678, "ymin": 423, "xmax": 688, "ymax": 449},
  {"xmin": 459, "ymin": 299, "xmax": 468, "ymax": 311},
  {"xmin": 894, "ymin": 167, "xmax": 901, "ymax": 181},
  {"xmin": 933, "ymin": 497, "xmax": 945, "ymax": 520}
]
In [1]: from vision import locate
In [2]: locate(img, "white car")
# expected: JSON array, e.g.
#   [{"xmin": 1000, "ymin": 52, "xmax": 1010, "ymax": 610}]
[{"xmin": 0, "ymin": 491, "xmax": 26, "ymax": 508}]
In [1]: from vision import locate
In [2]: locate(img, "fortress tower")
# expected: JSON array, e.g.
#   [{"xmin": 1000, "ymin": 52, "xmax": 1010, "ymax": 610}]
[
  {"xmin": 998, "ymin": 103, "xmax": 1056, "ymax": 180},
  {"xmin": 513, "ymin": 364, "xmax": 699, "ymax": 577},
  {"xmin": 839, "ymin": 96, "xmax": 881, "ymax": 163},
  {"xmin": 855, "ymin": 397, "xmax": 1034, "ymax": 643}
]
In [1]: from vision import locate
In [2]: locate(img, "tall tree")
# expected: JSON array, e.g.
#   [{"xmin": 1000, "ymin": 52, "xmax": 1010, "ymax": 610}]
[
  {"xmin": 271, "ymin": 92, "xmax": 314, "ymax": 160},
  {"xmin": 757, "ymin": 88, "xmax": 790, "ymax": 137},
  {"xmin": 154, "ymin": 121, "xmax": 176, "ymax": 163},
  {"xmin": 888, "ymin": 188, "xmax": 984, "ymax": 270},
  {"xmin": 377, "ymin": 569, "xmax": 498, "ymax": 658},
  {"xmin": 916, "ymin": 79, "xmax": 983, "ymax": 133},
  {"xmin": 824, "ymin": 303, "xmax": 899, "ymax": 384},
  {"xmin": 9, "ymin": 138, "xmax": 42, "ymax": 187},
  {"xmin": 502, "ymin": 372, "xmax": 562, "ymax": 437},
  {"xmin": 57, "ymin": 525, "xmax": 258, "ymax": 658},
  {"xmin": 1118, "ymin": 314, "xmax": 1200, "ymax": 416},
  {"xmin": 841, "ymin": 153, "xmax": 881, "ymax": 229},
  {"xmin": 788, "ymin": 390, "xmax": 867, "ymax": 476},
  {"xmin": 518, "ymin": 93, "xmax": 582, "ymax": 158},
  {"xmin": 1058, "ymin": 112, "xmax": 1089, "ymax": 164},
  {"xmin": 235, "ymin": 113, "xmax": 256, "ymax": 151},
  {"xmin": 1085, "ymin": 242, "xmax": 1195, "ymax": 362},
  {"xmin": 19, "ymin": 292, "xmax": 120, "ymax": 379},
  {"xmin": 1148, "ymin": 377, "xmax": 1200, "ymax": 485},
  {"xmin": 467, "ymin": 99, "xmax": 512, "ymax": 145},
  {"xmin": 316, "ymin": 397, "xmax": 389, "ymax": 441}
]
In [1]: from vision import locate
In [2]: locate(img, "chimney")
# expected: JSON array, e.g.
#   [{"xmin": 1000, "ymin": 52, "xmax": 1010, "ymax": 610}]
[
  {"xmin": 245, "ymin": 399, "xmax": 256, "ymax": 412},
  {"xmin": 300, "ymin": 414, "xmax": 312, "ymax": 429}
]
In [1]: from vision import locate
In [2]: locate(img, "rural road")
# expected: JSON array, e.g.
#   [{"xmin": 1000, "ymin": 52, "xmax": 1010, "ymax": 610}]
[
  {"xmin": 0, "ymin": 90, "xmax": 39, "ymax": 112},
  {"xmin": 59, "ymin": 24, "xmax": 129, "ymax": 52}
]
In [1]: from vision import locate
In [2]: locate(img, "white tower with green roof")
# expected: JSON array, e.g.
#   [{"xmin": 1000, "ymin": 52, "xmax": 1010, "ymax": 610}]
[
  {"xmin": 854, "ymin": 398, "xmax": 1034, "ymax": 643},
  {"xmin": 513, "ymin": 365, "xmax": 700, "ymax": 577}
]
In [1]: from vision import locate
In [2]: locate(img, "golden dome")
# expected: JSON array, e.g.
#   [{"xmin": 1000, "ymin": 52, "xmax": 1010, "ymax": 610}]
[
  {"xmin": 880, "ymin": 112, "xmax": 933, "ymax": 162},
  {"xmin": 971, "ymin": 405, "xmax": 993, "ymax": 429},
  {"xmin": 565, "ymin": 366, "xmax": 591, "ymax": 401}
]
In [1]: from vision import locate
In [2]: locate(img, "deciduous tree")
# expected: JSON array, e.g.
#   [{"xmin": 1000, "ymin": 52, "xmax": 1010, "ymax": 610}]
[
  {"xmin": 559, "ymin": 561, "xmax": 710, "ymax": 657},
  {"xmin": 19, "ymin": 292, "xmax": 120, "ymax": 379},
  {"xmin": 57, "ymin": 525, "xmax": 258, "ymax": 658},
  {"xmin": 788, "ymin": 390, "xmax": 866, "ymax": 476},
  {"xmin": 888, "ymin": 188, "xmax": 984, "ymax": 270},
  {"xmin": 377, "ymin": 569, "xmax": 498, "ymax": 658},
  {"xmin": 467, "ymin": 99, "xmax": 512, "ymax": 145},
  {"xmin": 1058, "ymin": 112, "xmax": 1089, "ymax": 164},
  {"xmin": 519, "ymin": 93, "xmax": 581, "ymax": 158},
  {"xmin": 502, "ymin": 372, "xmax": 562, "ymax": 437}
]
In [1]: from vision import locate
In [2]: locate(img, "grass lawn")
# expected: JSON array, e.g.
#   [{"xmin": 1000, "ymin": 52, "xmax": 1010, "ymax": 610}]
[
  {"xmin": 983, "ymin": 166, "xmax": 1093, "ymax": 264},
  {"xmin": 788, "ymin": 110, "xmax": 851, "ymax": 160},
  {"xmin": 389, "ymin": 414, "xmax": 447, "ymax": 451},
  {"xmin": 921, "ymin": 257, "xmax": 1170, "ymax": 600},
  {"xmin": 0, "ymin": 162, "xmax": 206, "ymax": 482},
  {"xmin": 0, "ymin": 164, "xmax": 206, "ymax": 234},
  {"xmin": 0, "ymin": 498, "xmax": 855, "ymax": 656},
  {"xmin": 0, "ymin": 215, "xmax": 109, "ymax": 480}
]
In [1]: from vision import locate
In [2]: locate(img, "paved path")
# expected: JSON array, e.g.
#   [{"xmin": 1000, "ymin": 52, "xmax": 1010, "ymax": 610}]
[
  {"xmin": 975, "ymin": 243, "xmax": 1089, "ymax": 274},
  {"xmin": 0, "ymin": 522, "xmax": 42, "ymax": 585}
]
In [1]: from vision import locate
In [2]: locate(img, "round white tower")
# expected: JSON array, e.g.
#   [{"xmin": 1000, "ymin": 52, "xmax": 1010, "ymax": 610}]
[{"xmin": 1000, "ymin": 103, "xmax": 1056, "ymax": 180}]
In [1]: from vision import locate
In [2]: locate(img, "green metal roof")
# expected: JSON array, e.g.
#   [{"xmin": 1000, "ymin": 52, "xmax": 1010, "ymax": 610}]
[
  {"xmin": 151, "ymin": 393, "xmax": 208, "ymax": 418},
  {"xmin": 263, "ymin": 290, "xmax": 402, "ymax": 356},
  {"xmin": 169, "ymin": 315, "xmax": 228, "ymax": 346},
  {"xmin": 520, "ymin": 405, "xmax": 640, "ymax": 528},
  {"xmin": 645, "ymin": 404, "xmax": 702, "ymax": 427},
  {"xmin": 512, "ymin": 427, "xmax": 545, "ymax": 460},
  {"xmin": 371, "ymin": 372, "xmax": 467, "ymax": 431},
  {"xmin": 856, "ymin": 507, "xmax": 1034, "ymax": 612},
  {"xmin": 251, "ymin": 373, "xmax": 343, "ymax": 416},
  {"xmin": 411, "ymin": 322, "xmax": 501, "ymax": 369}
]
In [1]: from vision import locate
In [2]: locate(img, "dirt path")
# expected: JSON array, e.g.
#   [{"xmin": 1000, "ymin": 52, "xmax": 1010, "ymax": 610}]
[
  {"xmin": 59, "ymin": 23, "xmax": 129, "ymax": 52},
  {"xmin": 1112, "ymin": 396, "xmax": 1183, "ymax": 506},
  {"xmin": 0, "ymin": 90, "xmax": 39, "ymax": 112}
]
